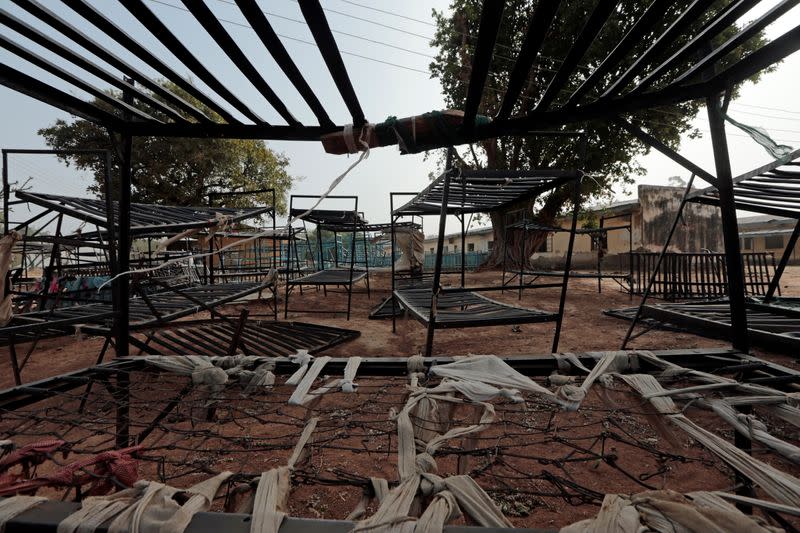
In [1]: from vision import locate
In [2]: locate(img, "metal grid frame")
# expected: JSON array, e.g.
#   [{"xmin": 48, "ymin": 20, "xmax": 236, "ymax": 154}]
[
  {"xmin": 390, "ymin": 145, "xmax": 584, "ymax": 356},
  {"xmin": 0, "ymin": 1, "xmax": 797, "ymax": 143},
  {"xmin": 129, "ymin": 316, "xmax": 360, "ymax": 358},
  {"xmin": 284, "ymin": 195, "xmax": 370, "ymax": 321},
  {"xmin": 502, "ymin": 218, "xmax": 633, "ymax": 297}
]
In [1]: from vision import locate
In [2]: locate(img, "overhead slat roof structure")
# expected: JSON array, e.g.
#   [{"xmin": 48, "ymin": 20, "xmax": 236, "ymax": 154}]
[
  {"xmin": 16, "ymin": 191, "xmax": 271, "ymax": 236},
  {"xmin": 689, "ymin": 152, "xmax": 800, "ymax": 218},
  {"xmin": 393, "ymin": 169, "xmax": 580, "ymax": 215},
  {"xmin": 288, "ymin": 208, "xmax": 367, "ymax": 228},
  {"xmin": 0, "ymin": 0, "xmax": 797, "ymax": 144}
]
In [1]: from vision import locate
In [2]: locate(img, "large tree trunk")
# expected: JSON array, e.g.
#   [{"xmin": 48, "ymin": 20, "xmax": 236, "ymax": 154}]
[{"xmin": 479, "ymin": 185, "xmax": 575, "ymax": 270}]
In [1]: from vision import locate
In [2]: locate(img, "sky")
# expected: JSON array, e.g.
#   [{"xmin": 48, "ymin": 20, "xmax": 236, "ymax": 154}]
[{"xmin": 1, "ymin": 0, "xmax": 799, "ymax": 236}]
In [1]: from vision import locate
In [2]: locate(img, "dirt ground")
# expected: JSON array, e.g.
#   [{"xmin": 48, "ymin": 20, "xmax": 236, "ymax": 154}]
[
  {"xmin": 5, "ymin": 266, "xmax": 799, "ymax": 388},
  {"xmin": 2, "ymin": 267, "xmax": 800, "ymax": 528}
]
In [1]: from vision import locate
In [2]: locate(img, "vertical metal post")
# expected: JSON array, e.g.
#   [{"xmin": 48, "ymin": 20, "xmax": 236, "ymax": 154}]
[
  {"xmin": 346, "ymin": 199, "xmax": 358, "ymax": 320},
  {"xmin": 284, "ymin": 226, "xmax": 292, "ymax": 319},
  {"xmin": 113, "ymin": 81, "xmax": 134, "ymax": 448},
  {"xmin": 424, "ymin": 148, "xmax": 455, "ymax": 356},
  {"xmin": 390, "ymin": 194, "xmax": 397, "ymax": 333},
  {"xmin": 271, "ymin": 190, "xmax": 277, "ymax": 271},
  {"xmin": 284, "ymin": 195, "xmax": 294, "ymax": 319},
  {"xmin": 3, "ymin": 152, "xmax": 13, "ymax": 383},
  {"xmin": 707, "ymin": 95, "xmax": 749, "ymax": 353},
  {"xmin": 552, "ymin": 177, "xmax": 581, "ymax": 353},
  {"xmin": 116, "ymin": 128, "xmax": 132, "ymax": 356},
  {"xmin": 317, "ymin": 222, "xmax": 325, "ymax": 271},
  {"xmin": 207, "ymin": 195, "xmax": 215, "ymax": 285},
  {"xmin": 102, "ymin": 149, "xmax": 118, "ymax": 318},
  {"xmin": 622, "ymin": 175, "xmax": 695, "ymax": 349},
  {"xmin": 362, "ymin": 225, "xmax": 370, "ymax": 298},
  {"xmin": 500, "ymin": 213, "xmax": 507, "ymax": 292},
  {"xmin": 628, "ymin": 221, "xmax": 633, "ymax": 298},
  {"xmin": 40, "ymin": 214, "xmax": 63, "ymax": 310},
  {"xmin": 271, "ymin": 190, "xmax": 277, "ymax": 320},
  {"xmin": 765, "ymin": 220, "xmax": 800, "ymax": 302},
  {"xmin": 2, "ymin": 150, "xmax": 8, "ymax": 235},
  {"xmin": 598, "ymin": 219, "xmax": 605, "ymax": 294},
  {"xmin": 333, "ymin": 230, "xmax": 339, "ymax": 268},
  {"xmin": 460, "ymin": 213, "xmax": 466, "ymax": 287},
  {"xmin": 518, "ymin": 212, "xmax": 525, "ymax": 301}
]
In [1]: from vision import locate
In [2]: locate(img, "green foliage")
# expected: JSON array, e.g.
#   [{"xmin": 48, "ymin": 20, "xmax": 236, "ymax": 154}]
[
  {"xmin": 429, "ymin": 0, "xmax": 771, "ymax": 218},
  {"xmin": 38, "ymin": 81, "xmax": 296, "ymax": 214}
]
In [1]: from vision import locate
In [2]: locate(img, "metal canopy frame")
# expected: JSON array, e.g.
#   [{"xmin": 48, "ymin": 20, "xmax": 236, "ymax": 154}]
[
  {"xmin": 392, "ymin": 169, "xmax": 580, "ymax": 216},
  {"xmin": 689, "ymin": 154, "xmax": 800, "ymax": 219},
  {"xmin": 0, "ymin": 1, "xmax": 795, "ymax": 141},
  {"xmin": 622, "ymin": 150, "xmax": 800, "ymax": 352},
  {"xmin": 4, "ymin": 346, "xmax": 798, "ymax": 530},
  {"xmin": 0, "ymin": 280, "xmax": 273, "ymax": 385},
  {"xmin": 640, "ymin": 300, "xmax": 800, "ymax": 354},
  {"xmin": 390, "ymin": 146, "xmax": 583, "ymax": 356},
  {"xmin": 128, "ymin": 317, "xmax": 360, "ymax": 359},
  {"xmin": 2, "ymin": 1, "xmax": 798, "ymax": 355},
  {"xmin": 14, "ymin": 191, "xmax": 271, "ymax": 239},
  {"xmin": 284, "ymin": 195, "xmax": 370, "ymax": 321},
  {"xmin": 2, "ymin": 3, "xmax": 800, "ymax": 521},
  {"xmin": 501, "ymin": 218, "xmax": 634, "ymax": 297}
]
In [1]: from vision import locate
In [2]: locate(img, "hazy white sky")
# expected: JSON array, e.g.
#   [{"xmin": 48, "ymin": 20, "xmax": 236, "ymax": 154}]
[{"xmin": 1, "ymin": 0, "xmax": 799, "ymax": 235}]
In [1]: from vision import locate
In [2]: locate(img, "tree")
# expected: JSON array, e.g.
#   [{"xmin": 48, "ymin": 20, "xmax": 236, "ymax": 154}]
[
  {"xmin": 38, "ymin": 81, "xmax": 296, "ymax": 214},
  {"xmin": 430, "ymin": 1, "xmax": 771, "ymax": 268}
]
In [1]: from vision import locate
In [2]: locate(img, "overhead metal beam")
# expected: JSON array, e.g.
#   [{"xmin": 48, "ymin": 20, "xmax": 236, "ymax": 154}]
[
  {"xmin": 708, "ymin": 23, "xmax": 800, "ymax": 92},
  {"xmin": 0, "ymin": 34, "xmax": 160, "ymax": 123},
  {"xmin": 613, "ymin": 117, "xmax": 718, "ymax": 186},
  {"xmin": 536, "ymin": 0, "xmax": 617, "ymax": 111},
  {"xmin": 298, "ymin": 0, "xmax": 366, "ymax": 126},
  {"xmin": 0, "ymin": 63, "xmax": 122, "ymax": 128},
  {"xmin": 565, "ymin": 0, "xmax": 673, "ymax": 107},
  {"xmin": 235, "ymin": 0, "xmax": 334, "ymax": 128},
  {"xmin": 120, "ymin": 0, "xmax": 267, "ymax": 125},
  {"xmin": 633, "ymin": 0, "xmax": 761, "ymax": 94},
  {"xmin": 62, "ymin": 0, "xmax": 241, "ymax": 124},
  {"xmin": 178, "ymin": 0, "xmax": 299, "ymax": 127},
  {"xmin": 124, "ymin": 121, "xmax": 337, "ymax": 140},
  {"xmin": 673, "ymin": 0, "xmax": 800, "ymax": 85},
  {"xmin": 496, "ymin": 0, "xmax": 559, "ymax": 120},
  {"xmin": 9, "ymin": 0, "xmax": 211, "ymax": 123},
  {"xmin": 461, "ymin": 0, "xmax": 505, "ymax": 130},
  {"xmin": 601, "ymin": 0, "xmax": 716, "ymax": 98},
  {"xmin": 0, "ymin": 9, "xmax": 187, "ymax": 123}
]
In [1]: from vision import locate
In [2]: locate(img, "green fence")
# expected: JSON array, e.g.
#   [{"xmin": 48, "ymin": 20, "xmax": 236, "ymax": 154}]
[{"xmin": 424, "ymin": 252, "xmax": 489, "ymax": 271}]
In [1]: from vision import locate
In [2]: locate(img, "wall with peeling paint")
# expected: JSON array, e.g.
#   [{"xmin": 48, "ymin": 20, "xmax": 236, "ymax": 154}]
[
  {"xmin": 638, "ymin": 185, "xmax": 723, "ymax": 252},
  {"xmin": 532, "ymin": 185, "xmax": 724, "ymax": 269}
]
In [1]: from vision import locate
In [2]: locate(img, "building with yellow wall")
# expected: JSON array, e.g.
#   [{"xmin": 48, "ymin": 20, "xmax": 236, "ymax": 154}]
[{"xmin": 423, "ymin": 185, "xmax": 726, "ymax": 270}]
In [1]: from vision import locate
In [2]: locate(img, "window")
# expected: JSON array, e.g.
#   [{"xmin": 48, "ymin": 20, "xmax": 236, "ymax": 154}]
[
  {"xmin": 467, "ymin": 243, "xmax": 475, "ymax": 252},
  {"xmin": 741, "ymin": 237, "xmax": 753, "ymax": 250},
  {"xmin": 448, "ymin": 237, "xmax": 455, "ymax": 244},
  {"xmin": 454, "ymin": 245, "xmax": 458, "ymax": 252},
  {"xmin": 430, "ymin": 247, "xmax": 435, "ymax": 253},
  {"xmin": 765, "ymin": 235, "xmax": 784, "ymax": 249},
  {"xmin": 443, "ymin": 245, "xmax": 449, "ymax": 253},
  {"xmin": 487, "ymin": 240, "xmax": 494, "ymax": 250}
]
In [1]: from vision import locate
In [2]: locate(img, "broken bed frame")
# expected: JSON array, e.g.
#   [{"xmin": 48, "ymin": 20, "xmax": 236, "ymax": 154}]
[
  {"xmin": 284, "ymin": 196, "xmax": 371, "ymax": 320},
  {"xmin": 390, "ymin": 142, "xmax": 585, "ymax": 356},
  {"xmin": 0, "ymin": 347, "xmax": 798, "ymax": 531}
]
